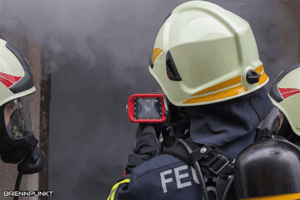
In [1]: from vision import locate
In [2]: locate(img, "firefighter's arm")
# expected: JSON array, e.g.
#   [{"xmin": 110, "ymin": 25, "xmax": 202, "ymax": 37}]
[
  {"xmin": 125, "ymin": 124, "xmax": 158, "ymax": 174},
  {"xmin": 107, "ymin": 125, "xmax": 158, "ymax": 199},
  {"xmin": 107, "ymin": 177, "xmax": 131, "ymax": 200}
]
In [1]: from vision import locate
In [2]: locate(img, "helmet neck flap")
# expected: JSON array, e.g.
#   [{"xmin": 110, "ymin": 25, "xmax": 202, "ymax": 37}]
[{"xmin": 184, "ymin": 88, "xmax": 273, "ymax": 157}]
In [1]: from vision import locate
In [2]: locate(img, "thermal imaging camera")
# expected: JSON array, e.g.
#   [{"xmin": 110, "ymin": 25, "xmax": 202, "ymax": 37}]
[{"xmin": 127, "ymin": 94, "xmax": 167, "ymax": 123}]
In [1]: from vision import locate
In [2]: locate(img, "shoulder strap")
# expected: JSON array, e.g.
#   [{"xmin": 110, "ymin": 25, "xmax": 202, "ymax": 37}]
[
  {"xmin": 255, "ymin": 107, "xmax": 283, "ymax": 141},
  {"xmin": 162, "ymin": 138, "xmax": 234, "ymax": 179},
  {"xmin": 163, "ymin": 138, "xmax": 236, "ymax": 200},
  {"xmin": 163, "ymin": 145, "xmax": 190, "ymax": 164}
]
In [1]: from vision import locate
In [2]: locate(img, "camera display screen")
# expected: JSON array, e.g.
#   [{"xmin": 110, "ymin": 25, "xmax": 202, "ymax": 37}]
[{"xmin": 134, "ymin": 98, "xmax": 162, "ymax": 119}]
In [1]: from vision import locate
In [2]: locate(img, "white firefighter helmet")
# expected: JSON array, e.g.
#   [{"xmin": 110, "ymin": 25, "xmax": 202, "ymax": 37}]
[
  {"xmin": 0, "ymin": 38, "xmax": 36, "ymax": 107},
  {"xmin": 269, "ymin": 63, "xmax": 300, "ymax": 136},
  {"xmin": 0, "ymin": 39, "xmax": 39, "ymax": 164},
  {"xmin": 149, "ymin": 1, "xmax": 268, "ymax": 106}
]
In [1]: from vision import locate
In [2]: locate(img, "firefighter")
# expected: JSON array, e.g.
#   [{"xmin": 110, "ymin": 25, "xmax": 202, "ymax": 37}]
[
  {"xmin": 0, "ymin": 38, "xmax": 45, "ymax": 176},
  {"xmin": 107, "ymin": 1, "xmax": 284, "ymax": 199}
]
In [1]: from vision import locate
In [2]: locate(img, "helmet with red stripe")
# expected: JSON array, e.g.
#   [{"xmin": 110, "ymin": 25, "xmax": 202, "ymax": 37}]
[
  {"xmin": 269, "ymin": 63, "xmax": 300, "ymax": 136},
  {"xmin": 0, "ymin": 39, "xmax": 35, "ymax": 107},
  {"xmin": 0, "ymin": 38, "xmax": 39, "ymax": 164}
]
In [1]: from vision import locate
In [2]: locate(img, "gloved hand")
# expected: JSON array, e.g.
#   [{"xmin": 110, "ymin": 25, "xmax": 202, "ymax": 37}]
[
  {"xmin": 125, "ymin": 124, "xmax": 159, "ymax": 174},
  {"xmin": 133, "ymin": 123, "xmax": 162, "ymax": 153}
]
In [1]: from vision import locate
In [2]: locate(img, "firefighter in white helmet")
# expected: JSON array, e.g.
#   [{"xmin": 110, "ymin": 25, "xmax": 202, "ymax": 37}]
[
  {"xmin": 269, "ymin": 63, "xmax": 300, "ymax": 142},
  {"xmin": 0, "ymin": 38, "xmax": 45, "ymax": 177},
  {"xmin": 106, "ymin": 1, "xmax": 292, "ymax": 200}
]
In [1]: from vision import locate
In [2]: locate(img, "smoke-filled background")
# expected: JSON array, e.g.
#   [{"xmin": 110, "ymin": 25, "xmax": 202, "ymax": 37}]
[{"xmin": 0, "ymin": 0, "xmax": 299, "ymax": 199}]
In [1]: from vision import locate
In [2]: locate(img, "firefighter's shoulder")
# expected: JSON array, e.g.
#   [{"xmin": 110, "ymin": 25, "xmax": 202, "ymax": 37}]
[{"xmin": 108, "ymin": 154, "xmax": 203, "ymax": 200}]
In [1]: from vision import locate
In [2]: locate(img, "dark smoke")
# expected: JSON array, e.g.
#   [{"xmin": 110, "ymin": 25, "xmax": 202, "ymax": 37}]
[{"xmin": 0, "ymin": 0, "xmax": 300, "ymax": 199}]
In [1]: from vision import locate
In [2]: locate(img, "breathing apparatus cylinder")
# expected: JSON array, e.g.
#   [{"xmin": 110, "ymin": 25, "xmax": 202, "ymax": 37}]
[{"xmin": 234, "ymin": 139, "xmax": 300, "ymax": 199}]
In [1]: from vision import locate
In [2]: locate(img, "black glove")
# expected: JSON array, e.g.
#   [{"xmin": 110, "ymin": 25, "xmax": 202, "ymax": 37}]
[
  {"xmin": 133, "ymin": 124, "xmax": 161, "ymax": 153},
  {"xmin": 125, "ymin": 125, "xmax": 159, "ymax": 174}
]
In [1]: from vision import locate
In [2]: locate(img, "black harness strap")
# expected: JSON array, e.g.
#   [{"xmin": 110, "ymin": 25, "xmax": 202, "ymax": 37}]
[
  {"xmin": 163, "ymin": 139, "xmax": 235, "ymax": 199},
  {"xmin": 189, "ymin": 145, "xmax": 213, "ymax": 164},
  {"xmin": 189, "ymin": 146, "xmax": 233, "ymax": 179},
  {"xmin": 164, "ymin": 139, "xmax": 234, "ymax": 179}
]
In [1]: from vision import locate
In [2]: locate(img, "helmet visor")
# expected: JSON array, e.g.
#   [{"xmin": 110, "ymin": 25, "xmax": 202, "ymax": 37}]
[{"xmin": 4, "ymin": 97, "xmax": 32, "ymax": 139}]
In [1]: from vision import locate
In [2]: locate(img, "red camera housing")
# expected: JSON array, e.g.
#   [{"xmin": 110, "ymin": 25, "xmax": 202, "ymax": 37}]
[{"xmin": 127, "ymin": 94, "xmax": 167, "ymax": 123}]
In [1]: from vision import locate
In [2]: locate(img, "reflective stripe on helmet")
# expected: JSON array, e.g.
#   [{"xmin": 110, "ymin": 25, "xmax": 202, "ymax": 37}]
[
  {"xmin": 254, "ymin": 65, "xmax": 268, "ymax": 85},
  {"xmin": 255, "ymin": 65, "xmax": 264, "ymax": 74},
  {"xmin": 192, "ymin": 75, "xmax": 242, "ymax": 96},
  {"xmin": 278, "ymin": 87, "xmax": 300, "ymax": 99},
  {"xmin": 0, "ymin": 72, "xmax": 22, "ymax": 88},
  {"xmin": 258, "ymin": 72, "xmax": 268, "ymax": 85},
  {"xmin": 184, "ymin": 85, "xmax": 247, "ymax": 104},
  {"xmin": 185, "ymin": 65, "xmax": 267, "ymax": 104},
  {"xmin": 153, "ymin": 48, "xmax": 163, "ymax": 63},
  {"xmin": 107, "ymin": 179, "xmax": 130, "ymax": 200}
]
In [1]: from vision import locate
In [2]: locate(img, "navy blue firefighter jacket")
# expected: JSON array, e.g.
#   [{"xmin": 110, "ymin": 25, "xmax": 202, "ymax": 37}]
[{"xmin": 107, "ymin": 88, "xmax": 274, "ymax": 200}]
